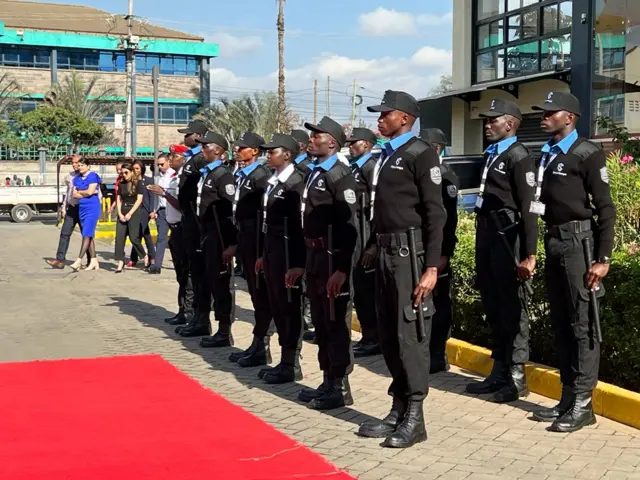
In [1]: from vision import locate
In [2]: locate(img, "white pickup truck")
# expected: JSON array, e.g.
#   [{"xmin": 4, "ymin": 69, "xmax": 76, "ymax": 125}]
[{"xmin": 0, "ymin": 186, "xmax": 59, "ymax": 223}]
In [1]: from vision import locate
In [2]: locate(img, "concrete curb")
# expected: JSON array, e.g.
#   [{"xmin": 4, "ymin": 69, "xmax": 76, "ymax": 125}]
[{"xmin": 351, "ymin": 316, "xmax": 640, "ymax": 430}]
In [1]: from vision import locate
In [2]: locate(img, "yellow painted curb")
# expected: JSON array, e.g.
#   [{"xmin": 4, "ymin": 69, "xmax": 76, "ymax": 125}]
[{"xmin": 351, "ymin": 315, "xmax": 640, "ymax": 430}]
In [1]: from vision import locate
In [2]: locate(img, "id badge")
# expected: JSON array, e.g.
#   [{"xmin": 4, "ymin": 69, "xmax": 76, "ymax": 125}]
[
  {"xmin": 475, "ymin": 196, "xmax": 484, "ymax": 209},
  {"xmin": 529, "ymin": 201, "xmax": 546, "ymax": 216}
]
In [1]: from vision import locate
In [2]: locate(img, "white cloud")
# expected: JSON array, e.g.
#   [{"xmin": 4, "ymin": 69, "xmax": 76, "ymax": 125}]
[
  {"xmin": 203, "ymin": 31, "xmax": 263, "ymax": 57},
  {"xmin": 411, "ymin": 46, "xmax": 453, "ymax": 68},
  {"xmin": 358, "ymin": 7, "xmax": 452, "ymax": 37}
]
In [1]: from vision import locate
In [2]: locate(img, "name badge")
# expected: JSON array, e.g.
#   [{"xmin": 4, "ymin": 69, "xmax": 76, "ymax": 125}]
[
  {"xmin": 529, "ymin": 201, "xmax": 546, "ymax": 216},
  {"xmin": 475, "ymin": 197, "xmax": 484, "ymax": 209}
]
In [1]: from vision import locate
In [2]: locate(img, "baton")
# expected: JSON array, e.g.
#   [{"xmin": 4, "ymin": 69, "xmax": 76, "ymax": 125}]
[
  {"xmin": 489, "ymin": 211, "xmax": 534, "ymax": 297},
  {"xmin": 213, "ymin": 205, "xmax": 236, "ymax": 322},
  {"xmin": 256, "ymin": 212, "xmax": 261, "ymax": 291},
  {"xmin": 328, "ymin": 224, "xmax": 335, "ymax": 322},
  {"xmin": 407, "ymin": 228, "xmax": 426, "ymax": 342},
  {"xmin": 284, "ymin": 217, "xmax": 292, "ymax": 303},
  {"xmin": 583, "ymin": 236, "xmax": 604, "ymax": 344},
  {"xmin": 359, "ymin": 195, "xmax": 366, "ymax": 257}
]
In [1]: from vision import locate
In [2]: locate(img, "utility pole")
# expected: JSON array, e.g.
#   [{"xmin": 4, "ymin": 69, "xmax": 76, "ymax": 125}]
[
  {"xmin": 276, "ymin": 0, "xmax": 286, "ymax": 131},
  {"xmin": 313, "ymin": 79, "xmax": 318, "ymax": 123},
  {"xmin": 152, "ymin": 65, "xmax": 160, "ymax": 178},
  {"xmin": 350, "ymin": 78, "xmax": 357, "ymax": 126},
  {"xmin": 327, "ymin": 76, "xmax": 331, "ymax": 117},
  {"xmin": 124, "ymin": 0, "xmax": 138, "ymax": 158}
]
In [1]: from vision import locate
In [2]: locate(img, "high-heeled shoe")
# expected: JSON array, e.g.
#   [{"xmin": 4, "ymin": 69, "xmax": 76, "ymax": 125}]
[
  {"xmin": 115, "ymin": 262, "xmax": 125, "ymax": 274},
  {"xmin": 144, "ymin": 256, "xmax": 150, "ymax": 270},
  {"xmin": 85, "ymin": 258, "xmax": 100, "ymax": 271},
  {"xmin": 69, "ymin": 258, "xmax": 83, "ymax": 272}
]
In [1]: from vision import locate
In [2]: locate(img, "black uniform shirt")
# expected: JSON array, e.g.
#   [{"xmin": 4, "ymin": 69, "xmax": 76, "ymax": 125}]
[
  {"xmin": 264, "ymin": 163, "xmax": 306, "ymax": 269},
  {"xmin": 294, "ymin": 153, "xmax": 313, "ymax": 175},
  {"xmin": 371, "ymin": 134, "xmax": 446, "ymax": 268},
  {"xmin": 475, "ymin": 137, "xmax": 538, "ymax": 256},
  {"xmin": 350, "ymin": 152, "xmax": 376, "ymax": 219},
  {"xmin": 302, "ymin": 154, "xmax": 358, "ymax": 273},
  {"xmin": 440, "ymin": 160, "xmax": 460, "ymax": 258},
  {"xmin": 177, "ymin": 148, "xmax": 207, "ymax": 215},
  {"xmin": 233, "ymin": 162, "xmax": 271, "ymax": 226},
  {"xmin": 197, "ymin": 160, "xmax": 237, "ymax": 247},
  {"xmin": 538, "ymin": 133, "xmax": 616, "ymax": 258}
]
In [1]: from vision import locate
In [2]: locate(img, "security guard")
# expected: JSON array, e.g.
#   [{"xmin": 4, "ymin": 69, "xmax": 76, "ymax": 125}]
[
  {"xmin": 190, "ymin": 131, "xmax": 237, "ymax": 348},
  {"xmin": 346, "ymin": 128, "xmax": 380, "ymax": 358},
  {"xmin": 530, "ymin": 92, "xmax": 615, "ymax": 432},
  {"xmin": 465, "ymin": 99, "xmax": 537, "ymax": 403},
  {"xmin": 296, "ymin": 116, "xmax": 358, "ymax": 410},
  {"xmin": 257, "ymin": 134, "xmax": 307, "ymax": 384},
  {"xmin": 173, "ymin": 120, "xmax": 209, "ymax": 332},
  {"xmin": 357, "ymin": 90, "xmax": 446, "ymax": 449},
  {"xmin": 291, "ymin": 129, "xmax": 313, "ymax": 173},
  {"xmin": 226, "ymin": 131, "xmax": 274, "ymax": 366},
  {"xmin": 419, "ymin": 128, "xmax": 459, "ymax": 374}
]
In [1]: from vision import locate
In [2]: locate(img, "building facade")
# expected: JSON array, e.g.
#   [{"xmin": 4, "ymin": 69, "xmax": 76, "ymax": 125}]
[
  {"xmin": 0, "ymin": 0, "xmax": 218, "ymax": 158},
  {"xmin": 420, "ymin": 0, "xmax": 640, "ymax": 156}
]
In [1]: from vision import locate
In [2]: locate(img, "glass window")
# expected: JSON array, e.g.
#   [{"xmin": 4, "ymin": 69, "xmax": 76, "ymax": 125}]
[
  {"xmin": 508, "ymin": 15, "xmax": 521, "ymax": 42},
  {"xmin": 146, "ymin": 55, "xmax": 160, "ymax": 73},
  {"xmin": 173, "ymin": 56, "xmax": 187, "ymax": 75},
  {"xmin": 188, "ymin": 104, "xmax": 199, "ymax": 117},
  {"xmin": 543, "ymin": 4, "xmax": 558, "ymax": 34},
  {"xmin": 160, "ymin": 105, "xmax": 175, "ymax": 123},
  {"xmin": 558, "ymin": 1, "xmax": 572, "ymax": 30},
  {"xmin": 160, "ymin": 57, "xmax": 173, "ymax": 75},
  {"xmin": 84, "ymin": 52, "xmax": 99, "ymax": 68},
  {"xmin": 136, "ymin": 105, "xmax": 149, "ymax": 123},
  {"xmin": 478, "ymin": 0, "xmax": 504, "ymax": 21},
  {"xmin": 541, "ymin": 34, "xmax": 571, "ymax": 70},
  {"xmin": 507, "ymin": 41, "xmax": 538, "ymax": 77},
  {"xmin": 187, "ymin": 58, "xmax": 198, "ymax": 75},
  {"xmin": 35, "ymin": 49, "xmax": 50, "ymax": 67},
  {"xmin": 99, "ymin": 52, "xmax": 114, "ymax": 72},
  {"xmin": 3, "ymin": 48, "xmax": 19, "ymax": 64},
  {"xmin": 476, "ymin": 49, "xmax": 505, "ymax": 82},
  {"xmin": 522, "ymin": 10, "xmax": 537, "ymax": 38},
  {"xmin": 175, "ymin": 105, "xmax": 189, "ymax": 122},
  {"xmin": 478, "ymin": 20, "xmax": 505, "ymax": 49},
  {"xmin": 508, "ymin": 0, "xmax": 538, "ymax": 11},
  {"xmin": 115, "ymin": 54, "xmax": 126, "ymax": 72},
  {"xmin": 70, "ymin": 52, "xmax": 84, "ymax": 68},
  {"xmin": 57, "ymin": 50, "xmax": 70, "ymax": 68}
]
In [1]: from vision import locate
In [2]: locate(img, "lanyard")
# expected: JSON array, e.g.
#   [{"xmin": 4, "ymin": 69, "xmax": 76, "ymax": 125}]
[
  {"xmin": 478, "ymin": 152, "xmax": 501, "ymax": 197},
  {"xmin": 535, "ymin": 151, "xmax": 559, "ymax": 201},
  {"xmin": 232, "ymin": 175, "xmax": 249, "ymax": 225},
  {"xmin": 196, "ymin": 174, "xmax": 205, "ymax": 217},
  {"xmin": 175, "ymin": 165, "xmax": 184, "ymax": 197},
  {"xmin": 301, "ymin": 170, "xmax": 321, "ymax": 229},
  {"xmin": 369, "ymin": 153, "xmax": 390, "ymax": 221},
  {"xmin": 262, "ymin": 182, "xmax": 279, "ymax": 230}
]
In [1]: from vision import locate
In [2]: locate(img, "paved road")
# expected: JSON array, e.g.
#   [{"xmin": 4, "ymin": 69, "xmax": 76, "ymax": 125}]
[{"xmin": 2, "ymin": 221, "xmax": 640, "ymax": 480}]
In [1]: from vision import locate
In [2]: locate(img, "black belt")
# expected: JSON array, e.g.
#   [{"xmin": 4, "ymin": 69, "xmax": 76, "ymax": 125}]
[
  {"xmin": 376, "ymin": 231, "xmax": 419, "ymax": 248},
  {"xmin": 547, "ymin": 219, "xmax": 592, "ymax": 238},
  {"xmin": 263, "ymin": 224, "xmax": 285, "ymax": 235},
  {"xmin": 305, "ymin": 237, "xmax": 325, "ymax": 249}
]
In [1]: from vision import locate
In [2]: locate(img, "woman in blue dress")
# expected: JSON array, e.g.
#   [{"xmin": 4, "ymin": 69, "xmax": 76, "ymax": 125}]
[{"xmin": 70, "ymin": 158, "xmax": 102, "ymax": 272}]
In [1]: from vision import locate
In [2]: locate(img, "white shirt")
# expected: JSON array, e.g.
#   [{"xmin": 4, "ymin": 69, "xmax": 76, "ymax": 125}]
[
  {"xmin": 156, "ymin": 168, "xmax": 175, "ymax": 211},
  {"xmin": 163, "ymin": 171, "xmax": 182, "ymax": 224}
]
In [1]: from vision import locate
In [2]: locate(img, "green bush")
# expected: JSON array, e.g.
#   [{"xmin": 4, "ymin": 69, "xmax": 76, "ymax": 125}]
[{"xmin": 451, "ymin": 152, "xmax": 640, "ymax": 392}]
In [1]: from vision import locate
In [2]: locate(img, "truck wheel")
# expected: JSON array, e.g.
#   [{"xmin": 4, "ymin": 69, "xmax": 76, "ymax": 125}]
[{"xmin": 10, "ymin": 204, "xmax": 33, "ymax": 223}]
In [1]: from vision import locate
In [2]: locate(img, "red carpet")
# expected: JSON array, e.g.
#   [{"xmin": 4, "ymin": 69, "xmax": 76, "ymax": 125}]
[{"xmin": 0, "ymin": 355, "xmax": 355, "ymax": 480}]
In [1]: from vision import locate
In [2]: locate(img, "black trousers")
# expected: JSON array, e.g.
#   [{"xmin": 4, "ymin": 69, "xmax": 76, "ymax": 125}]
[
  {"xmin": 306, "ymin": 246, "xmax": 353, "ymax": 378},
  {"xmin": 431, "ymin": 265, "xmax": 453, "ymax": 361},
  {"xmin": 376, "ymin": 240, "xmax": 432, "ymax": 401},
  {"xmin": 264, "ymin": 230, "xmax": 303, "ymax": 351},
  {"xmin": 238, "ymin": 223, "xmax": 273, "ymax": 338},
  {"xmin": 131, "ymin": 209, "xmax": 156, "ymax": 263},
  {"xmin": 183, "ymin": 211, "xmax": 208, "ymax": 318},
  {"xmin": 475, "ymin": 218, "xmax": 530, "ymax": 365},
  {"xmin": 115, "ymin": 207, "xmax": 146, "ymax": 262},
  {"xmin": 168, "ymin": 222, "xmax": 194, "ymax": 316},
  {"xmin": 545, "ymin": 228, "xmax": 602, "ymax": 394},
  {"xmin": 353, "ymin": 217, "xmax": 377, "ymax": 343},
  {"xmin": 55, "ymin": 204, "xmax": 88, "ymax": 262},
  {"xmin": 203, "ymin": 223, "xmax": 233, "ymax": 325}
]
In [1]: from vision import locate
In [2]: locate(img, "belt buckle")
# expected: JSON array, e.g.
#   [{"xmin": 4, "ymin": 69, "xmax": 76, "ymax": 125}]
[
  {"xmin": 574, "ymin": 221, "xmax": 583, "ymax": 234},
  {"xmin": 398, "ymin": 246, "xmax": 410, "ymax": 258}
]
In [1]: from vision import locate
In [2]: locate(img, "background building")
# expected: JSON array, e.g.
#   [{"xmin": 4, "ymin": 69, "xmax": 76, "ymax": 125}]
[
  {"xmin": 420, "ymin": 0, "xmax": 640, "ymax": 156},
  {"xmin": 0, "ymin": 0, "xmax": 218, "ymax": 158}
]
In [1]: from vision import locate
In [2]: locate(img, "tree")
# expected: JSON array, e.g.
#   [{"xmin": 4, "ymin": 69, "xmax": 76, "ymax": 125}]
[
  {"xmin": 45, "ymin": 71, "xmax": 121, "ymax": 121},
  {"xmin": 276, "ymin": 0, "xmax": 286, "ymax": 131},
  {"xmin": 430, "ymin": 74, "xmax": 453, "ymax": 95},
  {"xmin": 195, "ymin": 92, "xmax": 297, "ymax": 146},
  {"xmin": 0, "ymin": 73, "xmax": 21, "ymax": 117}
]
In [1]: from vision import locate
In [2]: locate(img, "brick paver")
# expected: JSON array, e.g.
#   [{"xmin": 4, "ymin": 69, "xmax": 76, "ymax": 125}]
[{"xmin": 2, "ymin": 220, "xmax": 640, "ymax": 480}]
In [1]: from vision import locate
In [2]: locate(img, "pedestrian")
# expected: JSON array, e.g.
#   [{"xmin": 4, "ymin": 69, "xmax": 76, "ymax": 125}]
[
  {"xmin": 530, "ymin": 92, "xmax": 615, "ymax": 432},
  {"xmin": 25, "ymin": 175, "xmax": 32, "ymax": 187},
  {"xmin": 69, "ymin": 158, "xmax": 102, "ymax": 272},
  {"xmin": 108, "ymin": 160, "xmax": 124, "ymax": 219},
  {"xmin": 357, "ymin": 90, "xmax": 446, "ymax": 448},
  {"xmin": 173, "ymin": 120, "xmax": 209, "ymax": 336},
  {"xmin": 419, "ymin": 128, "xmax": 460, "ymax": 374},
  {"xmin": 47, "ymin": 155, "xmax": 91, "ymax": 269},
  {"xmin": 113, "ymin": 162, "xmax": 146, "ymax": 273},
  {"xmin": 257, "ymin": 134, "xmax": 308, "ymax": 384},
  {"xmin": 346, "ymin": 128, "xmax": 380, "ymax": 358},
  {"xmin": 297, "ymin": 116, "xmax": 358, "ymax": 410},
  {"xmin": 225, "ymin": 131, "xmax": 276, "ymax": 368},
  {"xmin": 148, "ymin": 151, "xmax": 193, "ymax": 325},
  {"xmin": 148, "ymin": 154, "xmax": 172, "ymax": 274},
  {"xmin": 464, "ymin": 99, "xmax": 537, "ymax": 403},
  {"xmin": 129, "ymin": 159, "xmax": 155, "ymax": 269},
  {"xmin": 187, "ymin": 131, "xmax": 236, "ymax": 348},
  {"xmin": 4, "ymin": 177, "xmax": 10, "ymax": 187}
]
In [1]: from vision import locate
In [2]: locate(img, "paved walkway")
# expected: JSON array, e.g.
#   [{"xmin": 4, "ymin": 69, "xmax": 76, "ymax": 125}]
[{"xmin": 2, "ymin": 219, "xmax": 640, "ymax": 480}]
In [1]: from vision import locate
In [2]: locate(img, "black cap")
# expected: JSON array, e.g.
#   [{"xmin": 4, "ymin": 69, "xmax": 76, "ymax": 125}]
[
  {"xmin": 235, "ymin": 131, "xmax": 266, "ymax": 149},
  {"xmin": 347, "ymin": 127, "xmax": 378, "ymax": 145},
  {"xmin": 419, "ymin": 128, "xmax": 448, "ymax": 146},
  {"xmin": 532, "ymin": 92, "xmax": 581, "ymax": 116},
  {"xmin": 367, "ymin": 90, "xmax": 420, "ymax": 118},
  {"xmin": 304, "ymin": 116, "xmax": 347, "ymax": 147},
  {"xmin": 291, "ymin": 129, "xmax": 309, "ymax": 145},
  {"xmin": 479, "ymin": 99, "xmax": 523, "ymax": 121},
  {"xmin": 196, "ymin": 131, "xmax": 229, "ymax": 151},
  {"xmin": 177, "ymin": 120, "xmax": 208, "ymax": 135},
  {"xmin": 262, "ymin": 134, "xmax": 299, "ymax": 153}
]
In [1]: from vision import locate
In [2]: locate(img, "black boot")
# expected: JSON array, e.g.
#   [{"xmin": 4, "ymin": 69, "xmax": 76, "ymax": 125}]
[
  {"xmin": 532, "ymin": 385, "xmax": 574, "ymax": 422},
  {"xmin": 258, "ymin": 364, "xmax": 279, "ymax": 380},
  {"xmin": 200, "ymin": 323, "xmax": 233, "ymax": 348},
  {"xmin": 168, "ymin": 313, "xmax": 189, "ymax": 326},
  {"xmin": 229, "ymin": 336, "xmax": 261, "ymax": 363},
  {"xmin": 178, "ymin": 315, "xmax": 211, "ymax": 337},
  {"xmin": 548, "ymin": 392, "xmax": 596, "ymax": 433},
  {"xmin": 430, "ymin": 353, "xmax": 450, "ymax": 374},
  {"xmin": 298, "ymin": 373, "xmax": 332, "ymax": 402},
  {"xmin": 302, "ymin": 329, "xmax": 316, "ymax": 343},
  {"xmin": 164, "ymin": 312, "xmax": 184, "ymax": 324},
  {"xmin": 465, "ymin": 360, "xmax": 509, "ymax": 394},
  {"xmin": 490, "ymin": 364, "xmax": 529, "ymax": 403},
  {"xmin": 357, "ymin": 397, "xmax": 407, "ymax": 438},
  {"xmin": 238, "ymin": 337, "xmax": 271, "ymax": 367},
  {"xmin": 382, "ymin": 399, "xmax": 427, "ymax": 448},
  {"xmin": 307, "ymin": 376, "xmax": 353, "ymax": 410},
  {"xmin": 353, "ymin": 340, "xmax": 381, "ymax": 358},
  {"xmin": 263, "ymin": 349, "xmax": 302, "ymax": 384}
]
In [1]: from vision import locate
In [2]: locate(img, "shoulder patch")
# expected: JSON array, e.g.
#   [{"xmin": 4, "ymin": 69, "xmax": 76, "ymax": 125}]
[
  {"xmin": 225, "ymin": 184, "xmax": 236, "ymax": 195},
  {"xmin": 430, "ymin": 166, "xmax": 442, "ymax": 185},
  {"xmin": 447, "ymin": 185, "xmax": 457, "ymax": 198},
  {"xmin": 525, "ymin": 171, "xmax": 535, "ymax": 187},
  {"xmin": 600, "ymin": 167, "xmax": 609, "ymax": 184},
  {"xmin": 343, "ymin": 189, "xmax": 356, "ymax": 204}
]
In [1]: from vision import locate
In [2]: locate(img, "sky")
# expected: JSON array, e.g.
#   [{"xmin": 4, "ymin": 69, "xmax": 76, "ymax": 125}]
[{"xmin": 36, "ymin": 0, "xmax": 454, "ymax": 126}]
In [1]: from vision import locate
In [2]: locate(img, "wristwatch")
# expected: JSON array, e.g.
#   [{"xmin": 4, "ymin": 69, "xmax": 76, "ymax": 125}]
[{"xmin": 598, "ymin": 256, "xmax": 611, "ymax": 265}]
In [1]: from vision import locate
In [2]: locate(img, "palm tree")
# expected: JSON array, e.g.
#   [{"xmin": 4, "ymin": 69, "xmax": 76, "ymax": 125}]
[
  {"xmin": 0, "ymin": 73, "xmax": 21, "ymax": 117},
  {"xmin": 277, "ymin": 0, "xmax": 286, "ymax": 131}
]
